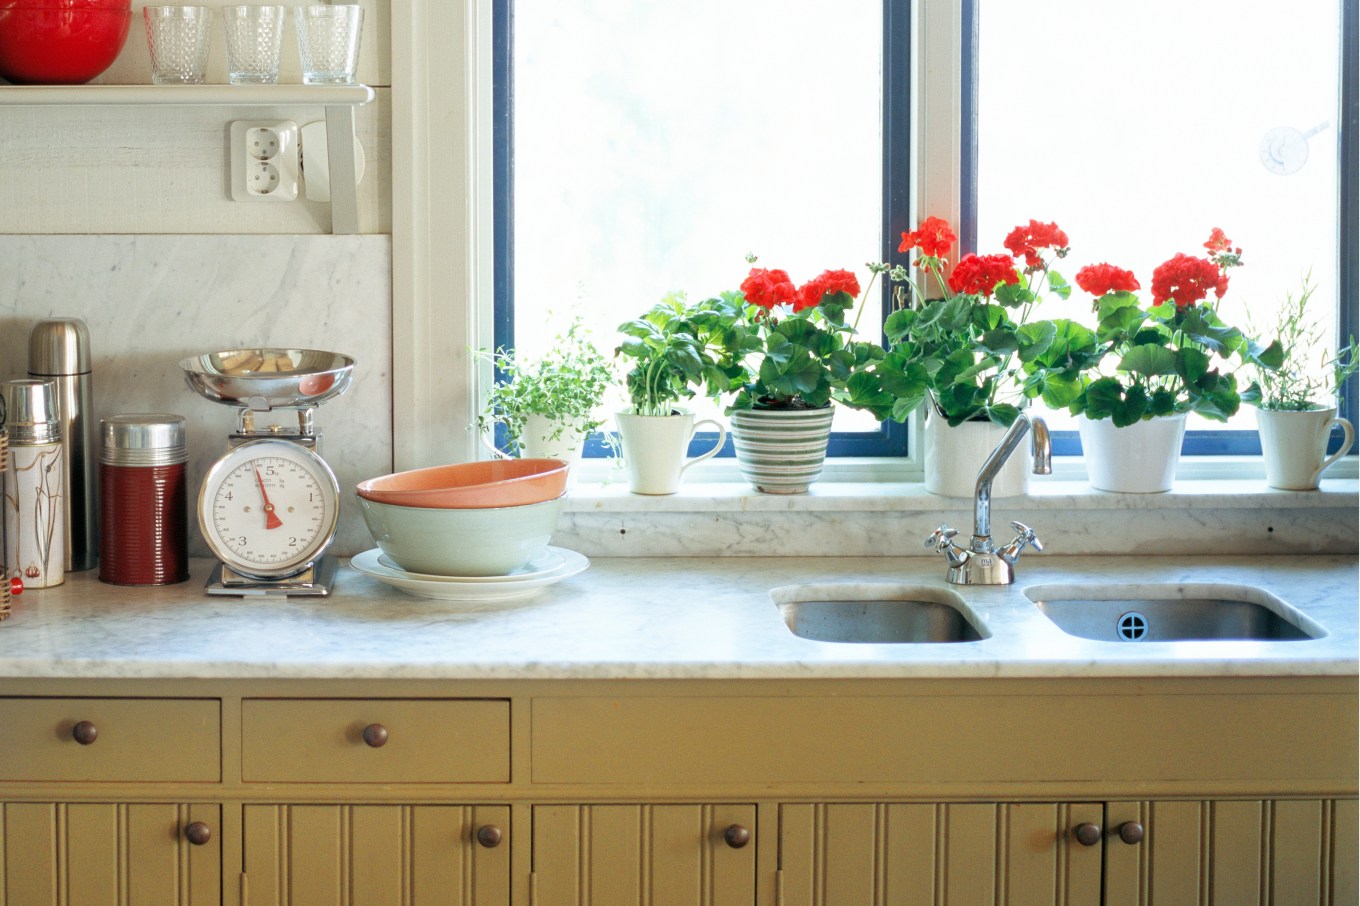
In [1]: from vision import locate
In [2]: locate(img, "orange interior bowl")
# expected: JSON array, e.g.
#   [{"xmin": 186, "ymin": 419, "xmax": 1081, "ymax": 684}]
[{"xmin": 356, "ymin": 458, "xmax": 570, "ymax": 509}]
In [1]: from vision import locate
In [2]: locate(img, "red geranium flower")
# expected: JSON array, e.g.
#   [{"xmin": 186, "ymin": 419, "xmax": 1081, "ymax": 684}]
[
  {"xmin": 899, "ymin": 216, "xmax": 957, "ymax": 261},
  {"xmin": 946, "ymin": 253, "xmax": 1020, "ymax": 298},
  {"xmin": 793, "ymin": 269, "xmax": 861, "ymax": 312},
  {"xmin": 1074, "ymin": 262, "xmax": 1141, "ymax": 297},
  {"xmin": 1203, "ymin": 227, "xmax": 1240, "ymax": 255},
  {"xmin": 740, "ymin": 267, "xmax": 797, "ymax": 310},
  {"xmin": 1150, "ymin": 253, "xmax": 1228, "ymax": 308},
  {"xmin": 1003, "ymin": 219, "xmax": 1070, "ymax": 269}
]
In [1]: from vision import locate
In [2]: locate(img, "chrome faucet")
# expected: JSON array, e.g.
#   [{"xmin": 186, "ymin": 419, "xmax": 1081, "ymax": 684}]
[{"xmin": 924, "ymin": 413, "xmax": 1051, "ymax": 585}]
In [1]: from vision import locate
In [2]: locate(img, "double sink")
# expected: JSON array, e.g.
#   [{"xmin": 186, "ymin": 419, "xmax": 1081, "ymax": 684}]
[{"xmin": 775, "ymin": 582, "xmax": 1327, "ymax": 645}]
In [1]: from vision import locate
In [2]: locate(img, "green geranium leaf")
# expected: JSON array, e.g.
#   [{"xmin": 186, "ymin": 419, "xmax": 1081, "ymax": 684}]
[
  {"xmin": 884, "ymin": 308, "xmax": 917, "ymax": 343},
  {"xmin": 1046, "ymin": 269, "xmax": 1072, "ymax": 300},
  {"xmin": 1118, "ymin": 344, "xmax": 1178, "ymax": 378}
]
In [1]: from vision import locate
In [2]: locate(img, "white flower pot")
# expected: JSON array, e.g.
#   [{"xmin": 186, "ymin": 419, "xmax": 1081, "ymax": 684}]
[
  {"xmin": 1078, "ymin": 414, "xmax": 1187, "ymax": 493},
  {"xmin": 615, "ymin": 409, "xmax": 726, "ymax": 495},
  {"xmin": 730, "ymin": 406, "xmax": 835, "ymax": 494},
  {"xmin": 520, "ymin": 413, "xmax": 590, "ymax": 467},
  {"xmin": 1255, "ymin": 406, "xmax": 1355, "ymax": 490},
  {"xmin": 924, "ymin": 410, "xmax": 1030, "ymax": 498}
]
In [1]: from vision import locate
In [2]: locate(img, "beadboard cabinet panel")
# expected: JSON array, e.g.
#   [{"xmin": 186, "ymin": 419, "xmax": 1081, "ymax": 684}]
[
  {"xmin": 242, "ymin": 804, "xmax": 510, "ymax": 906},
  {"xmin": 531, "ymin": 804, "xmax": 755, "ymax": 906},
  {"xmin": 0, "ymin": 802, "xmax": 220, "ymax": 906}
]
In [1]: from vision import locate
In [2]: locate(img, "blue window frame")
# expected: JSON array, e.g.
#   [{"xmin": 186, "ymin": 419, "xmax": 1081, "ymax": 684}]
[{"xmin": 492, "ymin": 0, "xmax": 911, "ymax": 459}]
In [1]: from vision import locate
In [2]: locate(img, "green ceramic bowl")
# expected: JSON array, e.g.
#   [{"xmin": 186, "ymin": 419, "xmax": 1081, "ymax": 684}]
[{"xmin": 356, "ymin": 493, "xmax": 565, "ymax": 577}]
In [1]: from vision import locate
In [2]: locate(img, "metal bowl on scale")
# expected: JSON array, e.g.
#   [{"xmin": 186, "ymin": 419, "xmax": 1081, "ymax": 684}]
[{"xmin": 179, "ymin": 348, "xmax": 354, "ymax": 410}]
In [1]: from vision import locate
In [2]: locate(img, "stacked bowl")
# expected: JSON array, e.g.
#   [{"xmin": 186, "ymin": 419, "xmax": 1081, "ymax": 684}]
[
  {"xmin": 0, "ymin": 0, "xmax": 132, "ymax": 84},
  {"xmin": 356, "ymin": 458, "xmax": 570, "ymax": 577}
]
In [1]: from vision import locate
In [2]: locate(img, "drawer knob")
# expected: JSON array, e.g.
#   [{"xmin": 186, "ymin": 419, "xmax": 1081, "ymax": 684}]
[
  {"xmin": 72, "ymin": 720, "xmax": 98, "ymax": 745},
  {"xmin": 362, "ymin": 723, "xmax": 389, "ymax": 748},
  {"xmin": 1073, "ymin": 823, "xmax": 1102, "ymax": 846},
  {"xmin": 476, "ymin": 825, "xmax": 503, "ymax": 848},
  {"xmin": 723, "ymin": 824, "xmax": 750, "ymax": 849},
  {"xmin": 185, "ymin": 822, "xmax": 212, "ymax": 846},
  {"xmin": 1118, "ymin": 821, "xmax": 1144, "ymax": 845}
]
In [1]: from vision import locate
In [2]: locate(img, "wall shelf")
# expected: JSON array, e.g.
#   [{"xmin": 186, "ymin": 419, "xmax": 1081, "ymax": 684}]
[{"xmin": 0, "ymin": 84, "xmax": 375, "ymax": 233}]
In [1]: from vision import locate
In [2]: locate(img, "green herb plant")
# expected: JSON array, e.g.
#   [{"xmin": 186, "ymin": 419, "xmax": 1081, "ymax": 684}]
[
  {"xmin": 1249, "ymin": 273, "xmax": 1358, "ymax": 411},
  {"xmin": 616, "ymin": 292, "xmax": 729, "ymax": 417}
]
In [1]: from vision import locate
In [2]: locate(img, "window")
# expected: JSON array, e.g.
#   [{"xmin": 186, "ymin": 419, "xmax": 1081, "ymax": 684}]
[
  {"xmin": 495, "ymin": 0, "xmax": 909, "ymax": 457},
  {"xmin": 969, "ymin": 0, "xmax": 1357, "ymax": 456}
]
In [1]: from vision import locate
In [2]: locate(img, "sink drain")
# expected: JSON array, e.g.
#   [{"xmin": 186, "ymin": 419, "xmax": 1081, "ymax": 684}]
[{"xmin": 1117, "ymin": 611, "xmax": 1149, "ymax": 641}]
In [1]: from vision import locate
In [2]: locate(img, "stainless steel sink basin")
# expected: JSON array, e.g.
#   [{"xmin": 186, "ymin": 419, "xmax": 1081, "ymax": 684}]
[
  {"xmin": 772, "ymin": 584, "xmax": 987, "ymax": 644},
  {"xmin": 1024, "ymin": 583, "xmax": 1325, "ymax": 642}
]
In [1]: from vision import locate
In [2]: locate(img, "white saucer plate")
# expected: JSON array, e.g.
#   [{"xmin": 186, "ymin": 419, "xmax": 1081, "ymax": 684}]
[{"xmin": 349, "ymin": 547, "xmax": 589, "ymax": 602}]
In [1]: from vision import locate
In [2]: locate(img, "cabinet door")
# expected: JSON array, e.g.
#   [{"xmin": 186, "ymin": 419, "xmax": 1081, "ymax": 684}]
[
  {"xmin": 242, "ymin": 804, "xmax": 509, "ymax": 906},
  {"xmin": 0, "ymin": 801, "xmax": 220, "ymax": 906},
  {"xmin": 777, "ymin": 802, "xmax": 1102, "ymax": 905},
  {"xmin": 1104, "ymin": 798, "xmax": 1358, "ymax": 906},
  {"xmin": 531, "ymin": 804, "xmax": 755, "ymax": 906}
]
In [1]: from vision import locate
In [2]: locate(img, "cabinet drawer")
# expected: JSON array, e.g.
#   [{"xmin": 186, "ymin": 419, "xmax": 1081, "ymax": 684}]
[
  {"xmin": 0, "ymin": 698, "xmax": 220, "ymax": 783},
  {"xmin": 241, "ymin": 699, "xmax": 510, "ymax": 784}
]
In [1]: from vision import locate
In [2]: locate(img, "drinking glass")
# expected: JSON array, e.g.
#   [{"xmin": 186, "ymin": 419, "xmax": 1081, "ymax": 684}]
[
  {"xmin": 222, "ymin": 5, "xmax": 285, "ymax": 84},
  {"xmin": 293, "ymin": 4, "xmax": 363, "ymax": 84},
  {"xmin": 143, "ymin": 6, "xmax": 212, "ymax": 85}
]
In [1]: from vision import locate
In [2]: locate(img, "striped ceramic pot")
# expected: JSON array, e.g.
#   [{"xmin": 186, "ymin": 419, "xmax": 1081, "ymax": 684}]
[{"xmin": 729, "ymin": 406, "xmax": 835, "ymax": 494}]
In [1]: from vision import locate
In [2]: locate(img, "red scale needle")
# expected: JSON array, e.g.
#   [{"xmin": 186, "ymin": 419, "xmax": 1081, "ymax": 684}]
[{"xmin": 255, "ymin": 468, "xmax": 284, "ymax": 530}]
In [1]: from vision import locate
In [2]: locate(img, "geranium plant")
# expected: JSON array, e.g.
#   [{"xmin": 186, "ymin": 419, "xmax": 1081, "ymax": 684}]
[
  {"xmin": 878, "ymin": 216, "xmax": 1069, "ymax": 426},
  {"xmin": 701, "ymin": 260, "xmax": 893, "ymax": 416},
  {"xmin": 1053, "ymin": 229, "xmax": 1283, "ymax": 426},
  {"xmin": 1249, "ymin": 272, "xmax": 1358, "ymax": 411},
  {"xmin": 616, "ymin": 291, "xmax": 729, "ymax": 417}
]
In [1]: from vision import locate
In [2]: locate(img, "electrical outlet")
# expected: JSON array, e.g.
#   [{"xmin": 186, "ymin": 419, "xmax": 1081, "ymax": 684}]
[{"xmin": 230, "ymin": 120, "xmax": 299, "ymax": 201}]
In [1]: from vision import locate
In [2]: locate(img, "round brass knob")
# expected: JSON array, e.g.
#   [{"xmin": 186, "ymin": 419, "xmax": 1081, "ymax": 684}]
[
  {"xmin": 184, "ymin": 822, "xmax": 212, "ymax": 846},
  {"xmin": 1073, "ymin": 823, "xmax": 1102, "ymax": 846},
  {"xmin": 476, "ymin": 825, "xmax": 502, "ymax": 848},
  {"xmin": 1118, "ymin": 821, "xmax": 1144, "ymax": 845},
  {"xmin": 723, "ymin": 824, "xmax": 750, "ymax": 849},
  {"xmin": 72, "ymin": 720, "xmax": 98, "ymax": 745},
  {"xmin": 362, "ymin": 723, "xmax": 389, "ymax": 748}
]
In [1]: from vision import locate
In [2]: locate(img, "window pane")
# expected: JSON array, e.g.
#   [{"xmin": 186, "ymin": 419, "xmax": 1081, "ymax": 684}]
[
  {"xmin": 976, "ymin": 0, "xmax": 1342, "ymax": 441},
  {"xmin": 511, "ymin": 2, "xmax": 883, "ymax": 435}
]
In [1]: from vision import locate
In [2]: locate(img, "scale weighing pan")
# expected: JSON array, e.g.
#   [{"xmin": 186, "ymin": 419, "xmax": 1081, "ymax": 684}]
[{"xmin": 180, "ymin": 348, "xmax": 354, "ymax": 410}]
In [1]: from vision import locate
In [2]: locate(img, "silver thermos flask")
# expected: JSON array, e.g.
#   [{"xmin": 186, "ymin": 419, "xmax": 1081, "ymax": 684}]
[{"xmin": 29, "ymin": 318, "xmax": 96, "ymax": 571}]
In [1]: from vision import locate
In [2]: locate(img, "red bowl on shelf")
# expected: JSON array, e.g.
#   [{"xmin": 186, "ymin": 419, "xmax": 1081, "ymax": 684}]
[{"xmin": 0, "ymin": 6, "xmax": 131, "ymax": 84}]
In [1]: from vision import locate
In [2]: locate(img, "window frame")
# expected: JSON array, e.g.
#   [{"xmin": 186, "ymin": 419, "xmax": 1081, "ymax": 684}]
[{"xmin": 490, "ymin": 0, "xmax": 1357, "ymax": 467}]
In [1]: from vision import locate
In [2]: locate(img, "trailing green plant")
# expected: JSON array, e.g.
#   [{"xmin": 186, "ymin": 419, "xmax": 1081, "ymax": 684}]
[
  {"xmin": 615, "ymin": 292, "xmax": 729, "ymax": 417},
  {"xmin": 1249, "ymin": 272, "xmax": 1358, "ymax": 411},
  {"xmin": 476, "ymin": 316, "xmax": 614, "ymax": 454}
]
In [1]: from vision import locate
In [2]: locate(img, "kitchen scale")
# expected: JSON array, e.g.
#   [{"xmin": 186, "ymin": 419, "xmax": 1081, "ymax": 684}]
[{"xmin": 180, "ymin": 348, "xmax": 355, "ymax": 597}]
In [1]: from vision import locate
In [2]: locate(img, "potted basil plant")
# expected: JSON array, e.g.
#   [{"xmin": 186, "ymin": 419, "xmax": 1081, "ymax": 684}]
[{"xmin": 614, "ymin": 293, "xmax": 729, "ymax": 495}]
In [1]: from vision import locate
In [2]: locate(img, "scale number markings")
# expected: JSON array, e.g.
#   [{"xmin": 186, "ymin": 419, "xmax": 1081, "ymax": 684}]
[{"xmin": 211, "ymin": 455, "xmax": 330, "ymax": 566}]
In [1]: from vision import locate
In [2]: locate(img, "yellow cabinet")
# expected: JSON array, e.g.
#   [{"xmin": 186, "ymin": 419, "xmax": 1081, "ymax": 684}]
[
  {"xmin": 241, "ymin": 804, "xmax": 510, "ymax": 906},
  {"xmin": 777, "ymin": 802, "xmax": 1102, "ymax": 905},
  {"xmin": 531, "ymin": 804, "xmax": 756, "ymax": 906},
  {"xmin": 0, "ymin": 801, "xmax": 220, "ymax": 905}
]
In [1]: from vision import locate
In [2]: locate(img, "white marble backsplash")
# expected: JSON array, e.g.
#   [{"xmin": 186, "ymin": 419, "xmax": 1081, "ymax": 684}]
[{"xmin": 0, "ymin": 235, "xmax": 394, "ymax": 558}]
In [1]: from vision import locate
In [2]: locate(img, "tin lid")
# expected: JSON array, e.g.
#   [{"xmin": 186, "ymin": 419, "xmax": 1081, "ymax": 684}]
[
  {"xmin": 100, "ymin": 414, "xmax": 188, "ymax": 466},
  {"xmin": 29, "ymin": 318, "xmax": 92, "ymax": 376},
  {"xmin": 2, "ymin": 379, "xmax": 60, "ymax": 444}
]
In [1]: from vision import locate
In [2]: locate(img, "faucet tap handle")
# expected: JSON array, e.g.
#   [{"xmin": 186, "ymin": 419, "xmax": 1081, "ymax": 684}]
[
  {"xmin": 925, "ymin": 524, "xmax": 960, "ymax": 551},
  {"xmin": 999, "ymin": 520, "xmax": 1043, "ymax": 563}
]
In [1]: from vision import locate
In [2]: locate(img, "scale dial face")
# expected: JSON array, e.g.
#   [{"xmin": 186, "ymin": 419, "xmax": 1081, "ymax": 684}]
[{"xmin": 198, "ymin": 438, "xmax": 341, "ymax": 579}]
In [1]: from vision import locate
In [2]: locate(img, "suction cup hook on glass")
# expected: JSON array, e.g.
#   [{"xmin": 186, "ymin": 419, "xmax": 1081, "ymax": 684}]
[{"xmin": 1258, "ymin": 121, "xmax": 1329, "ymax": 175}]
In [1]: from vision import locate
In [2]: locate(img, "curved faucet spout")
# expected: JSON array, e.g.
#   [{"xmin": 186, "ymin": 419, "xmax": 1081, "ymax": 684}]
[{"xmin": 972, "ymin": 413, "xmax": 1050, "ymax": 547}]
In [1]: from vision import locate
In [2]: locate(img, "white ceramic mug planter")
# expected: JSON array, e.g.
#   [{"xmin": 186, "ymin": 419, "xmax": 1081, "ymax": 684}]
[
  {"xmin": 615, "ymin": 409, "xmax": 726, "ymax": 495},
  {"xmin": 1255, "ymin": 406, "xmax": 1355, "ymax": 490}
]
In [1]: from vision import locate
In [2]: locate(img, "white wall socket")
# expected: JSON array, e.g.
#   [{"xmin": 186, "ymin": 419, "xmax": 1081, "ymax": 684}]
[{"xmin": 230, "ymin": 120, "xmax": 299, "ymax": 202}]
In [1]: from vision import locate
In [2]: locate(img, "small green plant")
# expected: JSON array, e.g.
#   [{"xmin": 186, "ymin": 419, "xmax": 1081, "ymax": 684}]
[
  {"xmin": 476, "ymin": 317, "xmax": 614, "ymax": 455},
  {"xmin": 1250, "ymin": 273, "xmax": 1359, "ymax": 411},
  {"xmin": 616, "ymin": 292, "xmax": 729, "ymax": 417}
]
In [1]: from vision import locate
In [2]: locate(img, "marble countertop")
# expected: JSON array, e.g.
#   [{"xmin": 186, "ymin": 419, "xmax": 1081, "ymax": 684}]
[{"xmin": 0, "ymin": 554, "xmax": 1354, "ymax": 681}]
